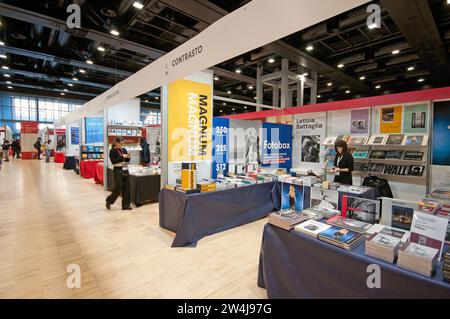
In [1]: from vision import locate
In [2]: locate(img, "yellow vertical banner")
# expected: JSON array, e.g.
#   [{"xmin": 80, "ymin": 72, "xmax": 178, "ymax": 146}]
[
  {"xmin": 168, "ymin": 79, "xmax": 212, "ymax": 162},
  {"xmin": 380, "ymin": 105, "xmax": 403, "ymax": 133}
]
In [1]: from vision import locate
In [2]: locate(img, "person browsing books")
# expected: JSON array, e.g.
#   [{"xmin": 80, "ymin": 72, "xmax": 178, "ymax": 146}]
[
  {"xmin": 329, "ymin": 140, "xmax": 354, "ymax": 185},
  {"xmin": 106, "ymin": 137, "xmax": 132, "ymax": 211}
]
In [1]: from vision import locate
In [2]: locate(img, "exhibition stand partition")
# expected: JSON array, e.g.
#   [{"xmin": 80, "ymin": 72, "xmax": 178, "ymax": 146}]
[{"xmin": 20, "ymin": 121, "xmax": 39, "ymax": 160}]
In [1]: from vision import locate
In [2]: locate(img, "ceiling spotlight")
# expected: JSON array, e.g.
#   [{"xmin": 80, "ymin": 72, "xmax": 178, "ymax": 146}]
[
  {"xmin": 227, "ymin": 90, "xmax": 232, "ymax": 94},
  {"xmin": 214, "ymin": 76, "xmax": 219, "ymax": 81},
  {"xmin": 235, "ymin": 69, "xmax": 242, "ymax": 74},
  {"xmin": 337, "ymin": 64, "xmax": 344, "ymax": 69},
  {"xmin": 4, "ymin": 74, "xmax": 10, "ymax": 77},
  {"xmin": 6, "ymin": 81, "xmax": 11, "ymax": 84},
  {"xmin": 232, "ymin": 108, "xmax": 236, "ymax": 111},
  {"xmin": 359, "ymin": 76, "xmax": 366, "ymax": 80},
  {"xmin": 392, "ymin": 49, "xmax": 400, "ymax": 55},
  {"xmin": 368, "ymin": 23, "xmax": 377, "ymax": 30},
  {"xmin": 7, "ymin": 86, "xmax": 12, "ymax": 89},
  {"xmin": 79, "ymin": 69, "xmax": 86, "ymax": 74},
  {"xmin": 64, "ymin": 89, "xmax": 68, "ymax": 92},
  {"xmin": 0, "ymin": 54, "xmax": 6, "ymax": 59},
  {"xmin": 223, "ymin": 102, "xmax": 226, "ymax": 106},
  {"xmin": 60, "ymin": 92, "xmax": 65, "ymax": 96},
  {"xmin": 345, "ymin": 90, "xmax": 351, "ymax": 94},
  {"xmin": 110, "ymin": 30, "xmax": 120, "ymax": 36},
  {"xmin": 317, "ymin": 95, "xmax": 321, "ymax": 98},
  {"xmin": 133, "ymin": 1, "xmax": 144, "ymax": 9},
  {"xmin": 302, "ymin": 72, "xmax": 308, "ymax": 77},
  {"xmin": 144, "ymin": 99, "xmax": 149, "ymax": 103},
  {"xmin": 220, "ymin": 109, "xmax": 223, "ymax": 113},
  {"xmin": 72, "ymin": 77, "xmax": 78, "ymax": 81},
  {"xmin": 418, "ymin": 78, "xmax": 425, "ymax": 83},
  {"xmin": 306, "ymin": 45, "xmax": 314, "ymax": 51},
  {"xmin": 327, "ymin": 82, "xmax": 333, "ymax": 87},
  {"xmin": 244, "ymin": 106, "xmax": 248, "ymax": 109},
  {"xmin": 407, "ymin": 66, "xmax": 415, "ymax": 71},
  {"xmin": 248, "ymin": 85, "xmax": 254, "ymax": 90},
  {"xmin": 0, "ymin": 41, "xmax": 4, "ymax": 46},
  {"xmin": 86, "ymin": 60, "xmax": 94, "ymax": 65},
  {"xmin": 97, "ymin": 46, "xmax": 106, "ymax": 52},
  {"xmin": 68, "ymin": 83, "xmax": 74, "ymax": 87},
  {"xmin": 268, "ymin": 58, "xmax": 275, "ymax": 63},
  {"xmin": 2, "ymin": 66, "xmax": 9, "ymax": 70},
  {"xmin": 155, "ymin": 96, "xmax": 159, "ymax": 100},
  {"xmin": 254, "ymin": 97, "xmax": 257, "ymax": 100},
  {"xmin": 375, "ymin": 85, "xmax": 381, "ymax": 89}
]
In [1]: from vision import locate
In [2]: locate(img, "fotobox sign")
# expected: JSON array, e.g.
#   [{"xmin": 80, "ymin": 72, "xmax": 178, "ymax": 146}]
[{"xmin": 261, "ymin": 122, "xmax": 292, "ymax": 169}]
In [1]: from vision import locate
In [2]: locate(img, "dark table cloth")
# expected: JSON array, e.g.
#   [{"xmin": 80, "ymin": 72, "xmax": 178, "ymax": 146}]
[
  {"xmin": 159, "ymin": 182, "xmax": 280, "ymax": 247},
  {"xmin": 258, "ymin": 223, "xmax": 450, "ymax": 299},
  {"xmin": 107, "ymin": 169, "xmax": 160, "ymax": 206},
  {"xmin": 63, "ymin": 156, "xmax": 76, "ymax": 170}
]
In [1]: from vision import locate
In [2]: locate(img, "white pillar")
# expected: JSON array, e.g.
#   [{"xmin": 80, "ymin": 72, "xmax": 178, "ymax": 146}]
[
  {"xmin": 256, "ymin": 65, "xmax": 263, "ymax": 111},
  {"xmin": 280, "ymin": 58, "xmax": 289, "ymax": 108}
]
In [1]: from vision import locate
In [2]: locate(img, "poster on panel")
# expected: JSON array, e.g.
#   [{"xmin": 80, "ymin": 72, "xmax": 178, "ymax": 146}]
[
  {"xmin": 432, "ymin": 101, "xmax": 450, "ymax": 166},
  {"xmin": 20, "ymin": 121, "xmax": 39, "ymax": 160},
  {"xmin": 379, "ymin": 105, "xmax": 403, "ymax": 133},
  {"xmin": 212, "ymin": 117, "xmax": 229, "ymax": 179},
  {"xmin": 228, "ymin": 119, "xmax": 262, "ymax": 165},
  {"xmin": 403, "ymin": 103, "xmax": 428, "ymax": 134},
  {"xmin": 167, "ymin": 76, "xmax": 213, "ymax": 185},
  {"xmin": 261, "ymin": 122, "xmax": 292, "ymax": 170},
  {"xmin": 350, "ymin": 109, "xmax": 370, "ymax": 134},
  {"xmin": 85, "ymin": 117, "xmax": 103, "ymax": 144},
  {"xmin": 292, "ymin": 112, "xmax": 326, "ymax": 167}
]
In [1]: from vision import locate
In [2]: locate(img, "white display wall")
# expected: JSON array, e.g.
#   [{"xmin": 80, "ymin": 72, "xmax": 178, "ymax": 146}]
[{"xmin": 66, "ymin": 121, "xmax": 80, "ymax": 157}]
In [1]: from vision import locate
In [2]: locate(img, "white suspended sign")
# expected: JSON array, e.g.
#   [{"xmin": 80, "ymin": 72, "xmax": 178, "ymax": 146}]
[{"xmin": 64, "ymin": 0, "xmax": 369, "ymax": 123}]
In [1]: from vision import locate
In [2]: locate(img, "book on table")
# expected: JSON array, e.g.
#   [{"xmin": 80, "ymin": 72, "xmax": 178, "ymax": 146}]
[
  {"xmin": 397, "ymin": 242, "xmax": 439, "ymax": 277},
  {"xmin": 326, "ymin": 215, "xmax": 373, "ymax": 234},
  {"xmin": 295, "ymin": 220, "xmax": 331, "ymax": 238},
  {"xmin": 317, "ymin": 226, "xmax": 366, "ymax": 250},
  {"xmin": 269, "ymin": 210, "xmax": 311, "ymax": 230},
  {"xmin": 365, "ymin": 232, "xmax": 402, "ymax": 263}
]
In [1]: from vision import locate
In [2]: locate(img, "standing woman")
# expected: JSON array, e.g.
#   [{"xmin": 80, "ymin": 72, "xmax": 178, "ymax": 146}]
[
  {"xmin": 106, "ymin": 137, "xmax": 132, "ymax": 210},
  {"xmin": 330, "ymin": 140, "xmax": 354, "ymax": 185}
]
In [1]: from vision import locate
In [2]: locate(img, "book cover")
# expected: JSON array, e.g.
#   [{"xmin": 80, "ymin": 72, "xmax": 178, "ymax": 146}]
[
  {"xmin": 281, "ymin": 183, "xmax": 304, "ymax": 212},
  {"xmin": 326, "ymin": 215, "xmax": 372, "ymax": 233},
  {"xmin": 369, "ymin": 232, "xmax": 401, "ymax": 249},
  {"xmin": 370, "ymin": 150, "xmax": 386, "ymax": 159},
  {"xmin": 367, "ymin": 224, "xmax": 410, "ymax": 242},
  {"xmin": 386, "ymin": 134, "xmax": 405, "ymax": 145},
  {"xmin": 399, "ymin": 242, "xmax": 439, "ymax": 262},
  {"xmin": 341, "ymin": 195, "xmax": 380, "ymax": 223},
  {"xmin": 295, "ymin": 220, "xmax": 331, "ymax": 237},
  {"xmin": 318, "ymin": 226, "xmax": 361, "ymax": 244},
  {"xmin": 368, "ymin": 135, "xmax": 387, "ymax": 145}
]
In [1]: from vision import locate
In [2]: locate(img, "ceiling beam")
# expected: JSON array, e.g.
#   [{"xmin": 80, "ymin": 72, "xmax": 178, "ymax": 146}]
[
  {"xmin": 0, "ymin": 81, "xmax": 97, "ymax": 97},
  {"xmin": 0, "ymin": 2, "xmax": 165, "ymax": 60},
  {"xmin": 211, "ymin": 67, "xmax": 256, "ymax": 85},
  {"xmin": 381, "ymin": 0, "xmax": 450, "ymax": 80}
]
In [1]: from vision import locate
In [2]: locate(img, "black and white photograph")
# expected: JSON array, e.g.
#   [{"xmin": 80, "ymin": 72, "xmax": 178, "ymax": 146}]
[
  {"xmin": 351, "ymin": 120, "xmax": 367, "ymax": 131},
  {"xmin": 386, "ymin": 134, "xmax": 404, "ymax": 145},
  {"xmin": 409, "ymin": 165, "xmax": 425, "ymax": 176},
  {"xmin": 301, "ymin": 135, "xmax": 321, "ymax": 163},
  {"xmin": 310, "ymin": 188, "xmax": 339, "ymax": 210},
  {"xmin": 411, "ymin": 112, "xmax": 426, "ymax": 128}
]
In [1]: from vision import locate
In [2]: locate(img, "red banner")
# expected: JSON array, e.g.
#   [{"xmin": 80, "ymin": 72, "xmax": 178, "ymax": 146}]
[{"xmin": 21, "ymin": 121, "xmax": 38, "ymax": 134}]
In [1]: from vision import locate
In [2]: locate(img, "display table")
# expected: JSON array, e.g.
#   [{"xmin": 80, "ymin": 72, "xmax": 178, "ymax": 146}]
[
  {"xmin": 257, "ymin": 224, "xmax": 450, "ymax": 299},
  {"xmin": 54, "ymin": 152, "xmax": 65, "ymax": 164},
  {"xmin": 80, "ymin": 160, "xmax": 102, "ymax": 179},
  {"xmin": 107, "ymin": 169, "xmax": 160, "ymax": 206},
  {"xmin": 63, "ymin": 156, "xmax": 76, "ymax": 170},
  {"xmin": 94, "ymin": 162, "xmax": 104, "ymax": 185},
  {"xmin": 159, "ymin": 182, "xmax": 280, "ymax": 247}
]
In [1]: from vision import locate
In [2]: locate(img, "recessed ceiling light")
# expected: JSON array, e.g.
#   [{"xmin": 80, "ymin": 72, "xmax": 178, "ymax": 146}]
[
  {"xmin": 368, "ymin": 23, "xmax": 377, "ymax": 30},
  {"xmin": 72, "ymin": 77, "xmax": 78, "ymax": 81},
  {"xmin": 0, "ymin": 41, "xmax": 4, "ymax": 46},
  {"xmin": 97, "ymin": 46, "xmax": 106, "ymax": 52},
  {"xmin": 235, "ymin": 69, "xmax": 242, "ymax": 74},
  {"xmin": 302, "ymin": 72, "xmax": 308, "ymax": 77},
  {"xmin": 133, "ymin": 2, "xmax": 144, "ymax": 9},
  {"xmin": 244, "ymin": 106, "xmax": 248, "ymax": 109},
  {"xmin": 155, "ymin": 96, "xmax": 159, "ymax": 100},
  {"xmin": 376, "ymin": 85, "xmax": 381, "ymax": 89},
  {"xmin": 223, "ymin": 102, "xmax": 226, "ymax": 106},
  {"xmin": 214, "ymin": 76, "xmax": 219, "ymax": 81},
  {"xmin": 345, "ymin": 90, "xmax": 351, "ymax": 94},
  {"xmin": 392, "ymin": 49, "xmax": 400, "ymax": 55},
  {"xmin": 232, "ymin": 108, "xmax": 235, "ymax": 111},
  {"xmin": 220, "ymin": 109, "xmax": 223, "ymax": 113},
  {"xmin": 248, "ymin": 86, "xmax": 253, "ymax": 90},
  {"xmin": 268, "ymin": 58, "xmax": 275, "ymax": 63},
  {"xmin": 86, "ymin": 60, "xmax": 94, "ymax": 65},
  {"xmin": 110, "ymin": 30, "xmax": 120, "ymax": 36},
  {"xmin": 418, "ymin": 78, "xmax": 425, "ymax": 83},
  {"xmin": 337, "ymin": 64, "xmax": 344, "ymax": 69},
  {"xmin": 407, "ymin": 66, "xmax": 415, "ymax": 71},
  {"xmin": 60, "ymin": 93, "xmax": 65, "ymax": 96},
  {"xmin": 79, "ymin": 69, "xmax": 86, "ymax": 74},
  {"xmin": 7, "ymin": 86, "xmax": 12, "ymax": 89},
  {"xmin": 0, "ymin": 54, "xmax": 6, "ymax": 59},
  {"xmin": 4, "ymin": 74, "xmax": 10, "ymax": 77},
  {"xmin": 327, "ymin": 82, "xmax": 333, "ymax": 87},
  {"xmin": 6, "ymin": 81, "xmax": 11, "ymax": 84},
  {"xmin": 254, "ymin": 97, "xmax": 257, "ymax": 100},
  {"xmin": 306, "ymin": 45, "xmax": 314, "ymax": 51},
  {"xmin": 68, "ymin": 83, "xmax": 73, "ymax": 87},
  {"xmin": 64, "ymin": 89, "xmax": 68, "ymax": 92},
  {"xmin": 2, "ymin": 66, "xmax": 9, "ymax": 70},
  {"xmin": 359, "ymin": 76, "xmax": 366, "ymax": 80},
  {"xmin": 317, "ymin": 95, "xmax": 321, "ymax": 98},
  {"xmin": 227, "ymin": 91, "xmax": 232, "ymax": 94}
]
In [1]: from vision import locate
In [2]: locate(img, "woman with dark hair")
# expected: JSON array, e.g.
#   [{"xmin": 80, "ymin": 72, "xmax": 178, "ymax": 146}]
[
  {"xmin": 106, "ymin": 137, "xmax": 132, "ymax": 210},
  {"xmin": 330, "ymin": 140, "xmax": 354, "ymax": 185}
]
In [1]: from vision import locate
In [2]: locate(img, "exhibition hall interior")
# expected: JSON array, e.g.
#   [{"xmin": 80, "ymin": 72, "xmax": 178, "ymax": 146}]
[{"xmin": 1, "ymin": 0, "xmax": 450, "ymax": 300}]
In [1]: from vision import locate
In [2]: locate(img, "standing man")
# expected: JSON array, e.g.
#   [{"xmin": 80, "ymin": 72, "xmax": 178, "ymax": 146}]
[
  {"xmin": 45, "ymin": 140, "xmax": 53, "ymax": 163},
  {"xmin": 34, "ymin": 137, "xmax": 42, "ymax": 160},
  {"xmin": 2, "ymin": 139, "xmax": 11, "ymax": 162}
]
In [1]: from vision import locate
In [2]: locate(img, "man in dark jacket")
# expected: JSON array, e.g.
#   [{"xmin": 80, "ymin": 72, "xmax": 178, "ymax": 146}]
[
  {"xmin": 2, "ymin": 140, "xmax": 11, "ymax": 162},
  {"xmin": 34, "ymin": 137, "xmax": 42, "ymax": 160}
]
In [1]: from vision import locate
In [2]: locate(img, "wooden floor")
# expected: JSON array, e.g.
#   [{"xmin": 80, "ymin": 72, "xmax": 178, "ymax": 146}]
[{"xmin": 0, "ymin": 159, "xmax": 267, "ymax": 298}]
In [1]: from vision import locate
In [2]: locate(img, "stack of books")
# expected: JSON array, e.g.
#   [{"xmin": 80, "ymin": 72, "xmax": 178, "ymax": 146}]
[
  {"xmin": 317, "ymin": 226, "xmax": 366, "ymax": 250},
  {"xmin": 268, "ymin": 210, "xmax": 311, "ymax": 230},
  {"xmin": 326, "ymin": 216, "xmax": 373, "ymax": 234},
  {"xmin": 303, "ymin": 207, "xmax": 340, "ymax": 219},
  {"xmin": 365, "ymin": 232, "xmax": 401, "ymax": 263},
  {"xmin": 443, "ymin": 249, "xmax": 450, "ymax": 283},
  {"xmin": 397, "ymin": 242, "xmax": 439, "ymax": 277},
  {"xmin": 295, "ymin": 220, "xmax": 331, "ymax": 238}
]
